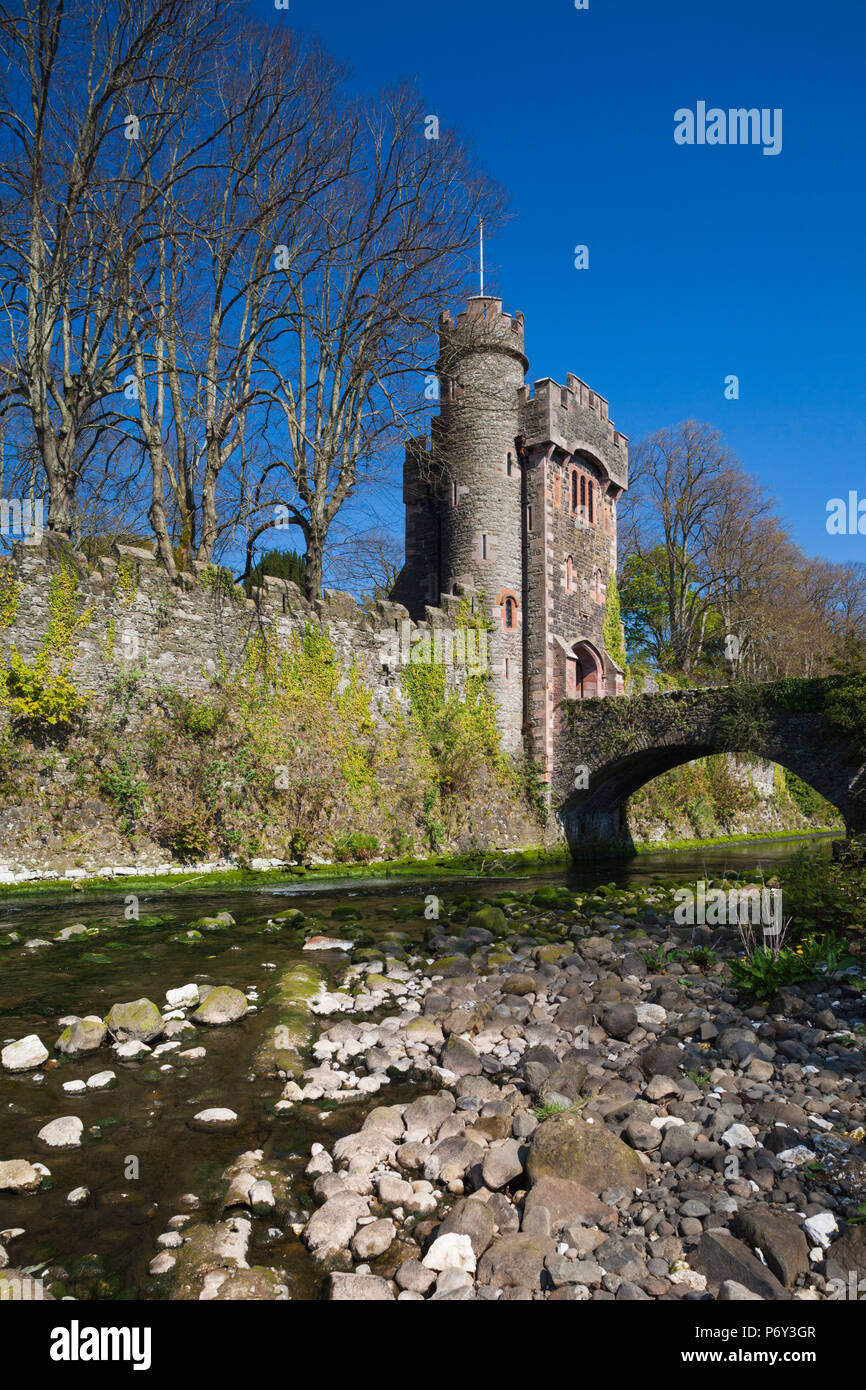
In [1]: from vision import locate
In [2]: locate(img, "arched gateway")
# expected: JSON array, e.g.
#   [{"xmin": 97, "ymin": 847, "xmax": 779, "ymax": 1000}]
[{"xmin": 553, "ymin": 678, "xmax": 866, "ymax": 855}]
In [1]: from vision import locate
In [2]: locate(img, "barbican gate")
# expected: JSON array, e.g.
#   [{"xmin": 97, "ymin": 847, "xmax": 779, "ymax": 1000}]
[{"xmin": 391, "ymin": 294, "xmax": 629, "ymax": 784}]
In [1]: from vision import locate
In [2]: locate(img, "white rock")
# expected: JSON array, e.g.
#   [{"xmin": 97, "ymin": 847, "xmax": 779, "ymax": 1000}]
[
  {"xmin": 62, "ymin": 1080, "xmax": 87, "ymax": 1095},
  {"xmin": 193, "ymin": 1108, "xmax": 238, "ymax": 1125},
  {"xmin": 804, "ymin": 1212, "xmax": 837, "ymax": 1248},
  {"xmin": 66, "ymin": 1187, "xmax": 90, "ymax": 1206},
  {"xmin": 0, "ymin": 1160, "xmax": 42, "ymax": 1193},
  {"xmin": 113, "ymin": 1040, "xmax": 151, "ymax": 1059},
  {"xmin": 636, "ymin": 1004, "xmax": 667, "ymax": 1027},
  {"xmin": 37, "ymin": 1116, "xmax": 83, "ymax": 1149},
  {"xmin": 166, "ymin": 984, "xmax": 199, "ymax": 1008},
  {"xmin": 148, "ymin": 1252, "xmax": 176, "ymax": 1275},
  {"xmin": 86, "ymin": 1070, "xmax": 116, "ymax": 1090},
  {"xmin": 422, "ymin": 1233, "xmax": 476, "ymax": 1273},
  {"xmin": 721, "ymin": 1124, "xmax": 756, "ymax": 1149},
  {"xmin": 1, "ymin": 1034, "xmax": 49, "ymax": 1072},
  {"xmin": 777, "ymin": 1145, "xmax": 816, "ymax": 1166},
  {"xmin": 178, "ymin": 1047, "xmax": 206, "ymax": 1061},
  {"xmin": 669, "ymin": 1266, "xmax": 707, "ymax": 1291}
]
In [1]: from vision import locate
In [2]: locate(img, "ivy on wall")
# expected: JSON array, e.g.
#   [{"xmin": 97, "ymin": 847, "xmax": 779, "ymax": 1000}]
[{"xmin": 602, "ymin": 572, "xmax": 628, "ymax": 675}]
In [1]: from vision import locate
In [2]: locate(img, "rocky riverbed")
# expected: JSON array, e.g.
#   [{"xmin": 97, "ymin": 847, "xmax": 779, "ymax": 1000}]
[{"xmin": 2, "ymin": 865, "xmax": 865, "ymax": 1301}]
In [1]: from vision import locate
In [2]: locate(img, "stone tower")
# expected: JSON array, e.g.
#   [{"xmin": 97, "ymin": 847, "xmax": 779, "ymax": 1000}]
[{"xmin": 390, "ymin": 293, "xmax": 629, "ymax": 781}]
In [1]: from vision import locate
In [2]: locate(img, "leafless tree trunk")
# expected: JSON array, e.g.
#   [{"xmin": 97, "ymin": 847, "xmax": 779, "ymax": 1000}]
[
  {"xmin": 259, "ymin": 82, "xmax": 505, "ymax": 601},
  {"xmin": 0, "ymin": 0, "xmax": 226, "ymax": 537}
]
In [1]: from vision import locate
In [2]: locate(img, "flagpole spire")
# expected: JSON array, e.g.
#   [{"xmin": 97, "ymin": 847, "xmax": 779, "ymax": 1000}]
[{"xmin": 479, "ymin": 218, "xmax": 484, "ymax": 296}]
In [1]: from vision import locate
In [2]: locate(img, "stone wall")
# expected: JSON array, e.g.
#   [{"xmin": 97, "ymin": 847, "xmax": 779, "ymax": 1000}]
[{"xmin": 0, "ymin": 539, "xmax": 484, "ymax": 723}]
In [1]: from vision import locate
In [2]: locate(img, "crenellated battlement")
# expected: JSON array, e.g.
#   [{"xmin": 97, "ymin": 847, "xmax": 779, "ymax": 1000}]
[
  {"xmin": 438, "ymin": 296, "xmax": 528, "ymax": 369},
  {"xmin": 519, "ymin": 373, "xmax": 628, "ymax": 487}
]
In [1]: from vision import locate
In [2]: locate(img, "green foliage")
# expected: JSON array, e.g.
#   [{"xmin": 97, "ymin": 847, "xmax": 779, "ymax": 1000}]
[
  {"xmin": 402, "ymin": 661, "xmax": 505, "ymax": 798},
  {"xmin": 686, "ymin": 1069, "xmax": 711, "ymax": 1088},
  {"xmin": 715, "ymin": 683, "xmax": 771, "ymax": 748},
  {"xmin": 98, "ymin": 754, "xmax": 148, "ymax": 834},
  {"xmin": 333, "ymin": 831, "xmax": 380, "ymax": 863},
  {"xmin": 821, "ymin": 675, "xmax": 866, "ymax": 763},
  {"xmin": 201, "ymin": 565, "xmax": 239, "ymax": 600},
  {"xmin": 729, "ymin": 931, "xmax": 856, "ymax": 1002},
  {"xmin": 629, "ymin": 753, "xmax": 755, "ymax": 838},
  {"xmin": 0, "ymin": 568, "xmax": 20, "ymax": 628},
  {"xmin": 0, "ymin": 563, "xmax": 91, "ymax": 732},
  {"xmin": 244, "ymin": 548, "xmax": 307, "ymax": 596},
  {"xmin": 1, "ymin": 651, "xmax": 87, "ymax": 729},
  {"xmin": 784, "ymin": 768, "xmax": 833, "ymax": 819},
  {"xmin": 175, "ymin": 695, "xmax": 220, "ymax": 739},
  {"xmin": 779, "ymin": 841, "xmax": 866, "ymax": 937},
  {"xmin": 165, "ymin": 813, "xmax": 213, "ymax": 862},
  {"xmin": 602, "ymin": 571, "xmax": 628, "ymax": 675},
  {"xmin": 618, "ymin": 547, "xmax": 721, "ymax": 675},
  {"xmin": 114, "ymin": 560, "xmax": 137, "ymax": 605}
]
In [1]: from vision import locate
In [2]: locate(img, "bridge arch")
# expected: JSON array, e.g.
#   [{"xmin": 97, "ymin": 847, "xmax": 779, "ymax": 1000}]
[{"xmin": 553, "ymin": 681, "xmax": 866, "ymax": 854}]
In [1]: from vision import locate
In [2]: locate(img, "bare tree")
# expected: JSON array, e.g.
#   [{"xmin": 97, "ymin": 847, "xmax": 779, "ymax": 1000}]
[
  {"xmin": 0, "ymin": 0, "xmax": 227, "ymax": 536},
  {"xmin": 257, "ymin": 82, "xmax": 506, "ymax": 601},
  {"xmin": 122, "ymin": 20, "xmax": 344, "ymax": 576},
  {"xmin": 620, "ymin": 421, "xmax": 752, "ymax": 674}
]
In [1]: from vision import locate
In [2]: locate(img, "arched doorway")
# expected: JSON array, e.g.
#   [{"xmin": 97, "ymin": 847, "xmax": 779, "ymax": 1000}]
[{"xmin": 566, "ymin": 641, "xmax": 603, "ymax": 698}]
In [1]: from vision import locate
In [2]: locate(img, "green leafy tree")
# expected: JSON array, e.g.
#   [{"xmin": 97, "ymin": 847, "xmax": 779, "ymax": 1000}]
[{"xmin": 244, "ymin": 549, "xmax": 307, "ymax": 597}]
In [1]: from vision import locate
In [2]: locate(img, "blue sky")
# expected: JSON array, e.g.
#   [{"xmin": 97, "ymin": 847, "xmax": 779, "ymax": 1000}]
[{"xmin": 255, "ymin": 0, "xmax": 866, "ymax": 566}]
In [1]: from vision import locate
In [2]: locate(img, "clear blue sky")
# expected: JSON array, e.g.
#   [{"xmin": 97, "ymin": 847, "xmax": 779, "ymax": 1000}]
[{"xmin": 255, "ymin": 0, "xmax": 866, "ymax": 566}]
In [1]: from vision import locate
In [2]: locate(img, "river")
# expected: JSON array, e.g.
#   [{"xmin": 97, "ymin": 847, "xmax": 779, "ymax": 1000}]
[{"xmin": 0, "ymin": 834, "xmax": 833, "ymax": 1300}]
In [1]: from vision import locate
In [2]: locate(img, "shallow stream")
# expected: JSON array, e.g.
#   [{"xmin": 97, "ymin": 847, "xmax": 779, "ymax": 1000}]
[{"xmin": 0, "ymin": 835, "xmax": 832, "ymax": 1299}]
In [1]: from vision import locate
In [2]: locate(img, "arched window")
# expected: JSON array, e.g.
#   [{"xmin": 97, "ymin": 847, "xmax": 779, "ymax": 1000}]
[
  {"xmin": 587, "ymin": 481, "xmax": 594, "ymax": 524},
  {"xmin": 594, "ymin": 568, "xmax": 603, "ymax": 600},
  {"xmin": 571, "ymin": 471, "xmax": 578, "ymax": 511},
  {"xmin": 500, "ymin": 590, "xmax": 519, "ymax": 631},
  {"xmin": 451, "ymin": 480, "xmax": 458, "ymax": 506},
  {"xmin": 580, "ymin": 476, "xmax": 586, "ymax": 513},
  {"xmin": 565, "ymin": 556, "xmax": 574, "ymax": 592},
  {"xmin": 506, "ymin": 453, "xmax": 513, "ymax": 477}
]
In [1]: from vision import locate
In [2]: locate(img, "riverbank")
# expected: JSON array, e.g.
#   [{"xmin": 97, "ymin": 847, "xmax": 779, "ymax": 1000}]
[
  {"xmin": 2, "ymin": 853, "xmax": 864, "ymax": 1302},
  {"xmin": 0, "ymin": 829, "xmax": 842, "ymax": 900}
]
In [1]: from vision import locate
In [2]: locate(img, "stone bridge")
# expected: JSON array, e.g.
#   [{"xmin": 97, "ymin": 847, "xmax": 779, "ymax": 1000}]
[{"xmin": 553, "ymin": 678, "xmax": 866, "ymax": 855}]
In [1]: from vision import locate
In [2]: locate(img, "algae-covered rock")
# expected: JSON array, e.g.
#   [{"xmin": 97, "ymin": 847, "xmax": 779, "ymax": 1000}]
[
  {"xmin": 526, "ymin": 1112, "xmax": 645, "ymax": 1197},
  {"xmin": 105, "ymin": 998, "xmax": 164, "ymax": 1042},
  {"xmin": 531, "ymin": 886, "xmax": 561, "ymax": 907},
  {"xmin": 251, "ymin": 961, "xmax": 323, "ymax": 1077},
  {"xmin": 188, "ymin": 912, "xmax": 235, "ymax": 931},
  {"xmin": 535, "ymin": 943, "xmax": 572, "ymax": 964},
  {"xmin": 190, "ymin": 986, "xmax": 247, "ymax": 1027},
  {"xmin": 467, "ymin": 905, "xmax": 507, "ymax": 933},
  {"xmin": 55, "ymin": 1017, "xmax": 107, "ymax": 1056},
  {"xmin": 432, "ymin": 955, "xmax": 474, "ymax": 978}
]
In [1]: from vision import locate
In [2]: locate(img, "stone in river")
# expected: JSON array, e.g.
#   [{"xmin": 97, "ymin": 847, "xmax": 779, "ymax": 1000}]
[
  {"xmin": 1, "ymin": 1034, "xmax": 48, "ymax": 1072},
  {"xmin": 55, "ymin": 1017, "xmax": 106, "ymax": 1056},
  {"xmin": 37, "ymin": 1116, "xmax": 83, "ymax": 1149},
  {"xmin": 105, "ymin": 998, "xmax": 164, "ymax": 1043},
  {"xmin": 190, "ymin": 986, "xmax": 248, "ymax": 1026},
  {"xmin": 0, "ymin": 1160, "xmax": 43, "ymax": 1194}
]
